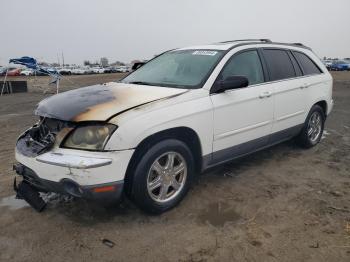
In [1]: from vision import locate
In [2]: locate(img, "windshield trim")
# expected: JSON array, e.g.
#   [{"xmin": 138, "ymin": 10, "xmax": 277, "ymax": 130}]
[{"xmin": 119, "ymin": 49, "xmax": 226, "ymax": 89}]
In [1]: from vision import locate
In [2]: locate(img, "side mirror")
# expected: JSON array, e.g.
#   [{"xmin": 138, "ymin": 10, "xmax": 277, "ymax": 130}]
[{"xmin": 211, "ymin": 76, "xmax": 249, "ymax": 93}]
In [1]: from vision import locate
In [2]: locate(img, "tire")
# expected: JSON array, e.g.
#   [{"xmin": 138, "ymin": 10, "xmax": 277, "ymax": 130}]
[
  {"xmin": 296, "ymin": 105, "xmax": 325, "ymax": 148},
  {"xmin": 130, "ymin": 139, "xmax": 195, "ymax": 214}
]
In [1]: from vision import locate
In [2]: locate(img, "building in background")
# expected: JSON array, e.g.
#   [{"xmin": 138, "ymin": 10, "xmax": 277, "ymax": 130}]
[{"xmin": 100, "ymin": 57, "xmax": 108, "ymax": 67}]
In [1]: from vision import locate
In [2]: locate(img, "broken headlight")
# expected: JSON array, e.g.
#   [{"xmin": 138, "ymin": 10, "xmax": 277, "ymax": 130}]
[{"xmin": 62, "ymin": 124, "xmax": 117, "ymax": 151}]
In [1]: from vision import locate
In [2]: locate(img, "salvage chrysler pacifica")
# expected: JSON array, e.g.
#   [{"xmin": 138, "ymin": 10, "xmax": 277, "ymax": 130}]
[{"xmin": 14, "ymin": 39, "xmax": 333, "ymax": 213}]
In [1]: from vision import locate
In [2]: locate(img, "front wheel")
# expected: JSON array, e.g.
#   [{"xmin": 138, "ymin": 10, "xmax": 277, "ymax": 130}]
[
  {"xmin": 296, "ymin": 105, "xmax": 325, "ymax": 148},
  {"xmin": 130, "ymin": 139, "xmax": 195, "ymax": 214}
]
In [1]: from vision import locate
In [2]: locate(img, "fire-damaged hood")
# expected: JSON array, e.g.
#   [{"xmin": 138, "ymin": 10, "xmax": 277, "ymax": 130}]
[{"xmin": 35, "ymin": 82, "xmax": 188, "ymax": 122}]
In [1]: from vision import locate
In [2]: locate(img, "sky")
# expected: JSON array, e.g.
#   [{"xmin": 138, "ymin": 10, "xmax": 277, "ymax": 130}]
[{"xmin": 0, "ymin": 0, "xmax": 349, "ymax": 66}]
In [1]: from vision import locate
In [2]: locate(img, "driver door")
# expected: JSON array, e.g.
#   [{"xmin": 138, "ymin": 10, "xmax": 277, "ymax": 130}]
[{"xmin": 210, "ymin": 49, "xmax": 274, "ymax": 164}]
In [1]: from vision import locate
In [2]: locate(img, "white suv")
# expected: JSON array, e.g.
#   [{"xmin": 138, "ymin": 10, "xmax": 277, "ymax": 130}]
[{"xmin": 14, "ymin": 39, "xmax": 333, "ymax": 213}]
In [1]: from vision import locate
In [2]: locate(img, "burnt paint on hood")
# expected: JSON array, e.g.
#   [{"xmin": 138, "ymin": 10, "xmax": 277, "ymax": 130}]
[{"xmin": 35, "ymin": 82, "xmax": 187, "ymax": 122}]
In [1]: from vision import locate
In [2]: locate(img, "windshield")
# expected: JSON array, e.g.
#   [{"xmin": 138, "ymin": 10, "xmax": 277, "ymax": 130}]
[{"xmin": 121, "ymin": 49, "xmax": 224, "ymax": 89}]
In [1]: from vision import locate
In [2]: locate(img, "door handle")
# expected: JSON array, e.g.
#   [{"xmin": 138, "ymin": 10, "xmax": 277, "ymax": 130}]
[{"xmin": 259, "ymin": 91, "xmax": 272, "ymax": 99}]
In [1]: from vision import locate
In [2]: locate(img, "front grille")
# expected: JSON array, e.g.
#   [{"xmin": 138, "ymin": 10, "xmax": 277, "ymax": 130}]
[{"xmin": 16, "ymin": 118, "xmax": 73, "ymax": 157}]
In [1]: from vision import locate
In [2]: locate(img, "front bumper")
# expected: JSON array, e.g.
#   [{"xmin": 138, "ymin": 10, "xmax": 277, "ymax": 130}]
[
  {"xmin": 15, "ymin": 148, "xmax": 134, "ymax": 184},
  {"xmin": 14, "ymin": 147, "xmax": 135, "ymax": 202},
  {"xmin": 14, "ymin": 163, "xmax": 124, "ymax": 203}
]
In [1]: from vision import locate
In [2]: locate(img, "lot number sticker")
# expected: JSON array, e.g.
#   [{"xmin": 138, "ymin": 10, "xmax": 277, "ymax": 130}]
[{"xmin": 192, "ymin": 50, "xmax": 218, "ymax": 56}]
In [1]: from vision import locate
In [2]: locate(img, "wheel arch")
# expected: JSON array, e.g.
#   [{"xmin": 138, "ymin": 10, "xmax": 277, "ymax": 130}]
[
  {"xmin": 123, "ymin": 126, "xmax": 203, "ymax": 195},
  {"xmin": 314, "ymin": 100, "xmax": 328, "ymax": 117}
]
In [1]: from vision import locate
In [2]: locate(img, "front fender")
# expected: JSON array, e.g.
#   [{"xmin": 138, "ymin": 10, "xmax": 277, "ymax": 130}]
[{"xmin": 105, "ymin": 94, "xmax": 214, "ymax": 157}]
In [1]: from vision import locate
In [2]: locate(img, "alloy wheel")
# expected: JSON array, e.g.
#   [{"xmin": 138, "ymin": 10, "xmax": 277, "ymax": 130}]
[
  {"xmin": 147, "ymin": 152, "xmax": 187, "ymax": 203},
  {"xmin": 307, "ymin": 111, "xmax": 322, "ymax": 143}
]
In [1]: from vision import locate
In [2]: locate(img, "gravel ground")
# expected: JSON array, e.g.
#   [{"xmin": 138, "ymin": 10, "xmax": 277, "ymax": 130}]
[{"xmin": 0, "ymin": 72, "xmax": 349, "ymax": 262}]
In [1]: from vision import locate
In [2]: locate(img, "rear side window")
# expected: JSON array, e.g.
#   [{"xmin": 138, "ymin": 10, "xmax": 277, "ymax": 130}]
[
  {"xmin": 263, "ymin": 49, "xmax": 296, "ymax": 81},
  {"xmin": 293, "ymin": 51, "xmax": 323, "ymax": 75},
  {"xmin": 220, "ymin": 50, "xmax": 264, "ymax": 85}
]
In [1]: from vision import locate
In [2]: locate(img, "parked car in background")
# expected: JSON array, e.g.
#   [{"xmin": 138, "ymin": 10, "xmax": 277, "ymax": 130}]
[
  {"xmin": 72, "ymin": 67, "xmax": 87, "ymax": 75},
  {"xmin": 0, "ymin": 67, "xmax": 7, "ymax": 76},
  {"xmin": 85, "ymin": 67, "xmax": 94, "ymax": 74},
  {"xmin": 330, "ymin": 60, "xmax": 350, "ymax": 71},
  {"xmin": 103, "ymin": 67, "xmax": 113, "ymax": 73},
  {"xmin": 322, "ymin": 60, "xmax": 333, "ymax": 70},
  {"xmin": 116, "ymin": 66, "xmax": 130, "ymax": 73},
  {"xmin": 34, "ymin": 69, "xmax": 49, "ymax": 76},
  {"xmin": 92, "ymin": 67, "xmax": 104, "ymax": 74},
  {"xmin": 58, "ymin": 67, "xmax": 73, "ymax": 75},
  {"xmin": 20, "ymin": 69, "xmax": 34, "ymax": 76},
  {"xmin": 108, "ymin": 67, "xmax": 118, "ymax": 73},
  {"xmin": 7, "ymin": 68, "xmax": 21, "ymax": 76},
  {"xmin": 14, "ymin": 39, "xmax": 333, "ymax": 214}
]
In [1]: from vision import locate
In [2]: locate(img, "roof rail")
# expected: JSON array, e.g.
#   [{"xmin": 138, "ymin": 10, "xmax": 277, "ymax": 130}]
[
  {"xmin": 271, "ymin": 42, "xmax": 311, "ymax": 50},
  {"xmin": 218, "ymin": 39, "xmax": 272, "ymax": 44}
]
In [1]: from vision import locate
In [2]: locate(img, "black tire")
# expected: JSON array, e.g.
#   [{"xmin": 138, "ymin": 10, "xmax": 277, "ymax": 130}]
[
  {"xmin": 296, "ymin": 105, "xmax": 325, "ymax": 148},
  {"xmin": 130, "ymin": 139, "xmax": 195, "ymax": 214}
]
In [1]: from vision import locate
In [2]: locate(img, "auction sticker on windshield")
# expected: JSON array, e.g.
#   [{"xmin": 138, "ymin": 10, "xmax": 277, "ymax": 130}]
[{"xmin": 192, "ymin": 50, "xmax": 218, "ymax": 56}]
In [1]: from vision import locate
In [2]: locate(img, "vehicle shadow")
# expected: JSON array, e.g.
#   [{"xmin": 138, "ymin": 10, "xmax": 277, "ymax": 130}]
[{"xmin": 48, "ymin": 139, "xmax": 305, "ymax": 225}]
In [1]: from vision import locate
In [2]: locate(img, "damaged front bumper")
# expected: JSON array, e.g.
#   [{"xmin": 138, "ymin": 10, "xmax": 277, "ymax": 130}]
[
  {"xmin": 15, "ymin": 147, "xmax": 134, "ymax": 185},
  {"xmin": 14, "ymin": 144, "xmax": 134, "ymax": 211},
  {"xmin": 13, "ymin": 117, "xmax": 134, "ymax": 211},
  {"xmin": 13, "ymin": 163, "xmax": 124, "ymax": 204}
]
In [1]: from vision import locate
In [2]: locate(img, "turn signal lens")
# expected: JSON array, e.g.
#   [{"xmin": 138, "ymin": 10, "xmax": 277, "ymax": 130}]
[{"xmin": 93, "ymin": 186, "xmax": 116, "ymax": 193}]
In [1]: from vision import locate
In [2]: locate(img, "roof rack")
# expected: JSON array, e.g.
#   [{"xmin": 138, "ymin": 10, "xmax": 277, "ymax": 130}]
[
  {"xmin": 272, "ymin": 42, "xmax": 311, "ymax": 50},
  {"xmin": 214, "ymin": 39, "xmax": 311, "ymax": 51},
  {"xmin": 218, "ymin": 39, "xmax": 272, "ymax": 44}
]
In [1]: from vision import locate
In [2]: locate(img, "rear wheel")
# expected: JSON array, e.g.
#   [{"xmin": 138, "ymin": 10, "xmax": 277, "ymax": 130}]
[
  {"xmin": 130, "ymin": 139, "xmax": 195, "ymax": 214},
  {"xmin": 296, "ymin": 105, "xmax": 325, "ymax": 148}
]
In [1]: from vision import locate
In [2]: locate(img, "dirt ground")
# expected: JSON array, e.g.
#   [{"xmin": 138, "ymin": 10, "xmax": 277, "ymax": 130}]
[{"xmin": 0, "ymin": 72, "xmax": 349, "ymax": 262}]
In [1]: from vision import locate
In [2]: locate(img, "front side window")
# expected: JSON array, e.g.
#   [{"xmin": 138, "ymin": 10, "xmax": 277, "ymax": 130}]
[
  {"xmin": 293, "ymin": 51, "xmax": 323, "ymax": 75},
  {"xmin": 121, "ymin": 50, "xmax": 224, "ymax": 89},
  {"xmin": 263, "ymin": 49, "xmax": 296, "ymax": 81},
  {"xmin": 220, "ymin": 50, "xmax": 264, "ymax": 85}
]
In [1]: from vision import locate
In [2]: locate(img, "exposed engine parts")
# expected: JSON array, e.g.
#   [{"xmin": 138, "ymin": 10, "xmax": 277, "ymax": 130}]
[{"xmin": 16, "ymin": 118, "xmax": 73, "ymax": 157}]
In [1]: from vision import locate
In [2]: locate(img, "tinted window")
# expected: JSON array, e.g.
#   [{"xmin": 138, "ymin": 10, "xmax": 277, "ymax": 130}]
[
  {"xmin": 221, "ymin": 50, "xmax": 264, "ymax": 85},
  {"xmin": 289, "ymin": 52, "xmax": 303, "ymax": 76},
  {"xmin": 263, "ymin": 49, "xmax": 296, "ymax": 81},
  {"xmin": 293, "ymin": 52, "xmax": 322, "ymax": 75}
]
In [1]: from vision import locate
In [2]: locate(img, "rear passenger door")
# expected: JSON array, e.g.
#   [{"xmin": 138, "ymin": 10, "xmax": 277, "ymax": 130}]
[{"xmin": 261, "ymin": 49, "xmax": 306, "ymax": 140}]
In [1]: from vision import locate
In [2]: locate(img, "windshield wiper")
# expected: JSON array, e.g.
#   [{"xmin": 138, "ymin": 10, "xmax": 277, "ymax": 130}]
[
  {"xmin": 127, "ymin": 81, "xmax": 187, "ymax": 89},
  {"xmin": 128, "ymin": 81, "xmax": 154, "ymax": 86}
]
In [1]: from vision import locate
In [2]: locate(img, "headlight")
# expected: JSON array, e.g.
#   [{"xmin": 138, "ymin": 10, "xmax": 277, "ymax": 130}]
[{"xmin": 62, "ymin": 124, "xmax": 117, "ymax": 151}]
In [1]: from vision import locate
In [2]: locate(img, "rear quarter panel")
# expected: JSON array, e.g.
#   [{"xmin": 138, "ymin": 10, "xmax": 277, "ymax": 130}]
[{"xmin": 301, "ymin": 50, "xmax": 333, "ymax": 116}]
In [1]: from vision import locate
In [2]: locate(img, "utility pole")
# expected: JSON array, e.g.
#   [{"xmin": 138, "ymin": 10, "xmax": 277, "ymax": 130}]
[{"xmin": 61, "ymin": 52, "xmax": 65, "ymax": 67}]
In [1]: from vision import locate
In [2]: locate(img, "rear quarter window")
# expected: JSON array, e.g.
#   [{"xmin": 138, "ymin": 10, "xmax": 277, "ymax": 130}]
[
  {"xmin": 289, "ymin": 52, "xmax": 303, "ymax": 76},
  {"xmin": 293, "ymin": 51, "xmax": 323, "ymax": 75},
  {"xmin": 263, "ymin": 49, "xmax": 296, "ymax": 81}
]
